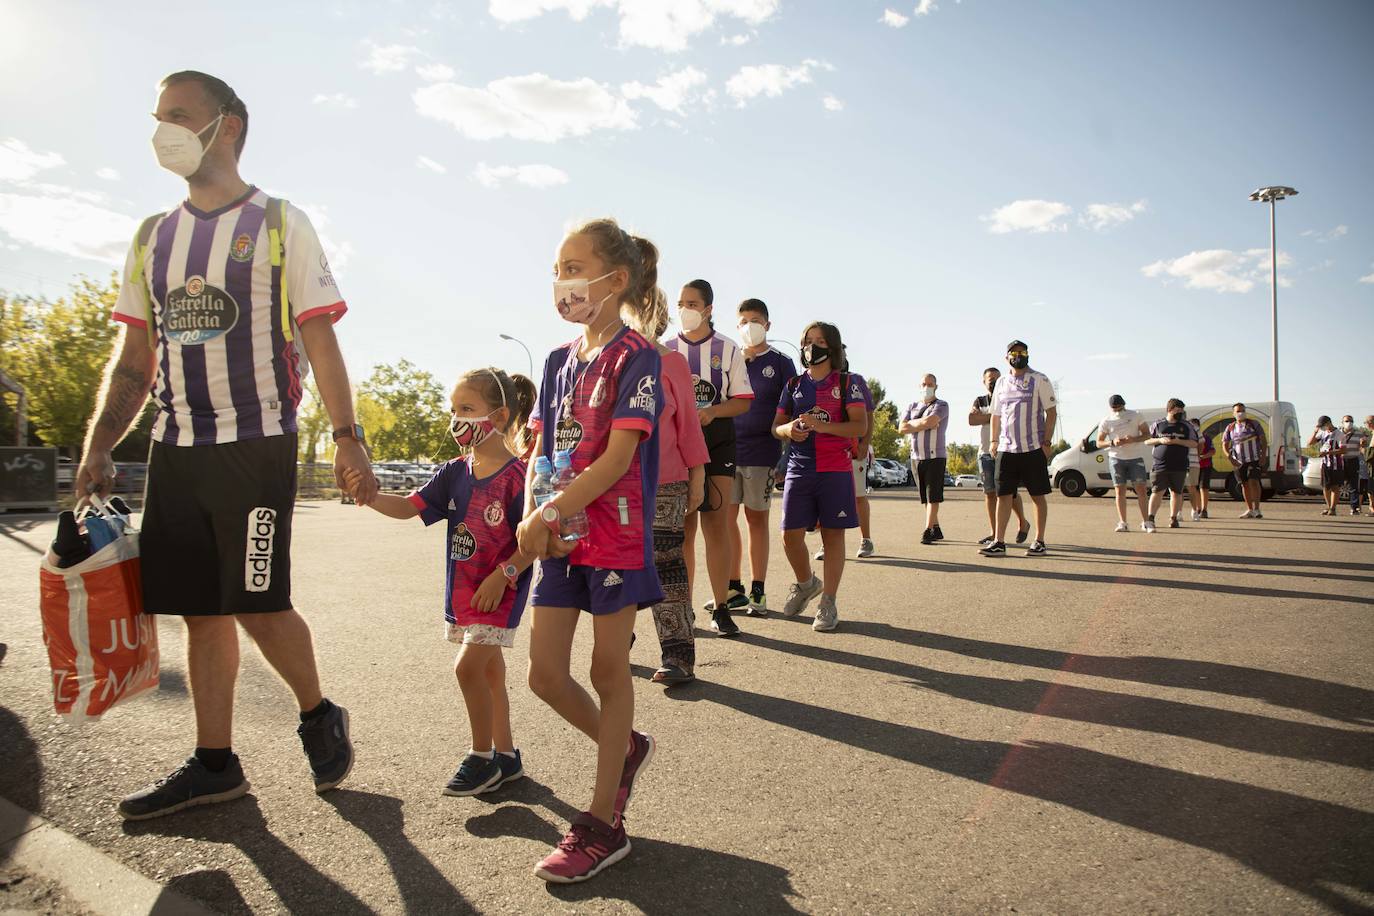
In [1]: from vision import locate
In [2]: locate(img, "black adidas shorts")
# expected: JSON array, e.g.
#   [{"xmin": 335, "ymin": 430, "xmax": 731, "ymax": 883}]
[{"xmin": 141, "ymin": 434, "xmax": 297, "ymax": 616}]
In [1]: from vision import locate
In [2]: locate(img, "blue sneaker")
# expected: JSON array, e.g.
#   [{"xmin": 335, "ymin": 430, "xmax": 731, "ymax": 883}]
[
  {"xmin": 298, "ymin": 701, "xmax": 353, "ymax": 794},
  {"xmin": 119, "ymin": 756, "xmax": 249, "ymax": 821},
  {"xmin": 443, "ymin": 753, "xmax": 502, "ymax": 796},
  {"xmin": 494, "ymin": 749, "xmax": 524, "ymax": 788}
]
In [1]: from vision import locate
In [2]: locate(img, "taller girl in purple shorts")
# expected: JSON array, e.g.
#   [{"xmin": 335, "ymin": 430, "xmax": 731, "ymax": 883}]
[
  {"xmin": 515, "ymin": 218, "xmax": 663, "ymax": 883},
  {"xmin": 773, "ymin": 321, "xmax": 867, "ymax": 632}
]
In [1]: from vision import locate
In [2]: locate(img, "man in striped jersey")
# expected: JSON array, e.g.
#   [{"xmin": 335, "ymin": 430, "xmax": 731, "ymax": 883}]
[
  {"xmin": 981, "ymin": 340, "xmax": 1056, "ymax": 557},
  {"xmin": 899, "ymin": 373, "xmax": 949, "ymax": 545},
  {"xmin": 1223, "ymin": 403, "xmax": 1267, "ymax": 518},
  {"xmin": 75, "ymin": 71, "xmax": 375, "ymax": 820}
]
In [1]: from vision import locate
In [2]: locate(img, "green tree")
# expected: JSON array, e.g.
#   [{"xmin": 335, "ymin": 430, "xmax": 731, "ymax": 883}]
[
  {"xmin": 297, "ymin": 381, "xmax": 332, "ymax": 464},
  {"xmin": 946, "ymin": 443, "xmax": 979, "ymax": 476},
  {"xmin": 865, "ymin": 377, "xmax": 908, "ymax": 462},
  {"xmin": 0, "ymin": 275, "xmax": 155, "ymax": 458},
  {"xmin": 356, "ymin": 360, "xmax": 454, "ymax": 461}
]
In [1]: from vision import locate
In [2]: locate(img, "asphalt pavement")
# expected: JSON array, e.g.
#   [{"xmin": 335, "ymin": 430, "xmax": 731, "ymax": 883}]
[{"xmin": 1, "ymin": 487, "xmax": 1371, "ymax": 914}]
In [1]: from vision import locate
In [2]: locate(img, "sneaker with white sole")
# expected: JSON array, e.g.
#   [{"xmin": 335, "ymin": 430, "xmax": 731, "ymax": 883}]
[
  {"xmin": 1141, "ymin": 520, "xmax": 1155, "ymax": 533},
  {"xmin": 856, "ymin": 538, "xmax": 874, "ymax": 558},
  {"xmin": 812, "ymin": 594, "xmax": 838, "ymax": 632},
  {"xmin": 1026, "ymin": 540, "xmax": 1047, "ymax": 556},
  {"xmin": 444, "ymin": 753, "xmax": 502, "ymax": 796},
  {"xmin": 978, "ymin": 541, "xmax": 1006, "ymax": 557},
  {"xmin": 1190, "ymin": 511, "xmax": 1201, "ymax": 522},
  {"xmin": 783, "ymin": 575, "xmax": 823, "ymax": 616},
  {"xmin": 119, "ymin": 756, "xmax": 250, "ymax": 821},
  {"xmin": 1239, "ymin": 509, "xmax": 1254, "ymax": 518},
  {"xmin": 1253, "ymin": 510, "xmax": 1263, "ymax": 518},
  {"xmin": 745, "ymin": 588, "xmax": 768, "ymax": 617},
  {"xmin": 1114, "ymin": 521, "xmax": 1129, "ymax": 532},
  {"xmin": 813, "ymin": 547, "xmax": 825, "ymax": 561},
  {"xmin": 534, "ymin": 812, "xmax": 631, "ymax": 883}
]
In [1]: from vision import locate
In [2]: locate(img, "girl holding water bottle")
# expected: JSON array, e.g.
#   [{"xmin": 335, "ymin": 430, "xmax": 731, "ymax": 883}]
[
  {"xmin": 347, "ymin": 368, "xmax": 536, "ymax": 797},
  {"xmin": 516, "ymin": 218, "xmax": 663, "ymax": 883}
]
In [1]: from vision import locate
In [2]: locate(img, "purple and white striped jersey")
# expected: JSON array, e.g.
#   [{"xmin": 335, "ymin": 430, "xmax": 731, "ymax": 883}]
[
  {"xmin": 990, "ymin": 370, "xmax": 1055, "ymax": 454},
  {"xmin": 901, "ymin": 399, "xmax": 949, "ymax": 459},
  {"xmin": 664, "ymin": 329, "xmax": 754, "ymax": 410},
  {"xmin": 111, "ymin": 187, "xmax": 345, "ymax": 446},
  {"xmin": 1317, "ymin": 430, "xmax": 1345, "ymax": 470},
  {"xmin": 1223, "ymin": 419, "xmax": 1266, "ymax": 465}
]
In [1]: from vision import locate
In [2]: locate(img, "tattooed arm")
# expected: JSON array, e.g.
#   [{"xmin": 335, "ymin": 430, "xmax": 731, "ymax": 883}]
[{"xmin": 75, "ymin": 324, "xmax": 156, "ymax": 501}]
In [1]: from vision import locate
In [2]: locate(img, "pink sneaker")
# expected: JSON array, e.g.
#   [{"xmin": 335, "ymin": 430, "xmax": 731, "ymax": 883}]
[
  {"xmin": 534, "ymin": 812, "xmax": 630, "ymax": 883},
  {"xmin": 614, "ymin": 730, "xmax": 656, "ymax": 817}
]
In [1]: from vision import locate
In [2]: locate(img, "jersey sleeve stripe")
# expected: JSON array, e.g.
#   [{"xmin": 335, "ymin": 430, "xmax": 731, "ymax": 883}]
[
  {"xmin": 296, "ymin": 301, "xmax": 348, "ymax": 325},
  {"xmin": 406, "ymin": 492, "xmax": 427, "ymax": 512},
  {"xmin": 113, "ymin": 313, "xmax": 148, "ymax": 329},
  {"xmin": 612, "ymin": 417, "xmax": 654, "ymax": 435}
]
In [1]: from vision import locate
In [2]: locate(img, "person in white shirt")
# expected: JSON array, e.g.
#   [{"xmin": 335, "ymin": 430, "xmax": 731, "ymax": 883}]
[{"xmin": 1096, "ymin": 394, "xmax": 1152, "ymax": 532}]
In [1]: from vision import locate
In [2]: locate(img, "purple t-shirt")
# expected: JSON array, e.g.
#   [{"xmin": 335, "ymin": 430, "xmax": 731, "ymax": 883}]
[
  {"xmin": 735, "ymin": 348, "xmax": 797, "ymax": 468},
  {"xmin": 902, "ymin": 399, "xmax": 949, "ymax": 460}
]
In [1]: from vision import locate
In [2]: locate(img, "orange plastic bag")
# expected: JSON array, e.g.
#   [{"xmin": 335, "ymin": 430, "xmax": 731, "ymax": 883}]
[{"xmin": 39, "ymin": 524, "xmax": 159, "ymax": 720}]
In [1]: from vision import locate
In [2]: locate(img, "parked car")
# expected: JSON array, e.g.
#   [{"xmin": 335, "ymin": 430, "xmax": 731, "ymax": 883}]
[
  {"xmin": 372, "ymin": 462, "xmax": 435, "ymax": 490},
  {"xmin": 943, "ymin": 473, "xmax": 955, "ymax": 487},
  {"xmin": 874, "ymin": 458, "xmax": 911, "ymax": 486},
  {"xmin": 954, "ymin": 474, "xmax": 981, "ymax": 488},
  {"xmin": 867, "ymin": 459, "xmax": 907, "ymax": 488}
]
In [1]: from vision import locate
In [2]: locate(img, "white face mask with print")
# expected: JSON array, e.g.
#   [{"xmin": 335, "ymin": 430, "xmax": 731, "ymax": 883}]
[
  {"xmin": 679, "ymin": 307, "xmax": 705, "ymax": 334},
  {"xmin": 921, "ymin": 386, "xmax": 937, "ymax": 402},
  {"xmin": 553, "ymin": 272, "xmax": 615, "ymax": 325},
  {"xmin": 152, "ymin": 114, "xmax": 224, "ymax": 178},
  {"xmin": 738, "ymin": 321, "xmax": 767, "ymax": 347}
]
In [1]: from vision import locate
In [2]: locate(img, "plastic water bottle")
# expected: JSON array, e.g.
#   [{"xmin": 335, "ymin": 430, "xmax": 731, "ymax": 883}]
[
  {"xmin": 552, "ymin": 450, "xmax": 589, "ymax": 541},
  {"xmin": 531, "ymin": 456, "xmax": 556, "ymax": 509}
]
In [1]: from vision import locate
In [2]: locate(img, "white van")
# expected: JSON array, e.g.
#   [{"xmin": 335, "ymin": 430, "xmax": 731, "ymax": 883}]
[{"xmin": 1049, "ymin": 400, "xmax": 1302, "ymax": 500}]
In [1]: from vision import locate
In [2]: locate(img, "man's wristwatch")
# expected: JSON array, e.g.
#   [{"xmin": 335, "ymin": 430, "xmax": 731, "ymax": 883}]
[
  {"xmin": 333, "ymin": 423, "xmax": 366, "ymax": 444},
  {"xmin": 502, "ymin": 563, "xmax": 519, "ymax": 589},
  {"xmin": 540, "ymin": 504, "xmax": 562, "ymax": 536}
]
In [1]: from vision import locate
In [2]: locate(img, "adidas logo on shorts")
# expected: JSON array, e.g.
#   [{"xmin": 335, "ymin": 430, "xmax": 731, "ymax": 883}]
[
  {"xmin": 837, "ymin": 510, "xmax": 848, "ymax": 518},
  {"xmin": 448, "ymin": 499, "xmax": 457, "ymax": 510},
  {"xmin": 603, "ymin": 571, "xmax": 624, "ymax": 587},
  {"xmin": 245, "ymin": 507, "xmax": 276, "ymax": 593}
]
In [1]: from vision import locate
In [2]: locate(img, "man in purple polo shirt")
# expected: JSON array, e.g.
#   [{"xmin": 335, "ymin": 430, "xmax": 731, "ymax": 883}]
[
  {"xmin": 728, "ymin": 298, "xmax": 796, "ymax": 615},
  {"xmin": 981, "ymin": 340, "xmax": 1056, "ymax": 557},
  {"xmin": 1223, "ymin": 402, "xmax": 1267, "ymax": 518},
  {"xmin": 899, "ymin": 373, "xmax": 949, "ymax": 545}
]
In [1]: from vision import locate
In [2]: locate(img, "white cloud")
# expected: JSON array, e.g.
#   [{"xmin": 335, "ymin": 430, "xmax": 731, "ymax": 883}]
[
  {"xmin": 725, "ymin": 59, "xmax": 826, "ymax": 106},
  {"xmin": 416, "ymin": 155, "xmax": 448, "ymax": 174},
  {"xmin": 312, "ymin": 92, "xmax": 359, "ymax": 109},
  {"xmin": 95, "ymin": 167, "xmax": 121, "ymax": 181},
  {"xmin": 720, "ymin": 32, "xmax": 753, "ymax": 45},
  {"xmin": 361, "ymin": 43, "xmax": 422, "ymax": 74},
  {"xmin": 881, "ymin": 9, "xmax": 909, "ymax": 27},
  {"xmin": 416, "ymin": 63, "xmax": 456, "ymax": 82},
  {"xmin": 1141, "ymin": 248, "xmax": 1293, "ymax": 294},
  {"xmin": 1359, "ymin": 264, "xmax": 1374, "ymax": 285},
  {"xmin": 488, "ymin": 0, "xmax": 779, "ymax": 52},
  {"xmin": 293, "ymin": 203, "xmax": 355, "ymax": 273},
  {"xmin": 621, "ymin": 66, "xmax": 708, "ymax": 113},
  {"xmin": 0, "ymin": 189, "xmax": 137, "ymax": 264},
  {"xmin": 414, "ymin": 73, "xmax": 635, "ymax": 142},
  {"xmin": 982, "ymin": 199, "xmax": 1073, "ymax": 234},
  {"xmin": 915, "ymin": 0, "xmax": 938, "ymax": 15},
  {"xmin": 1300, "ymin": 224, "xmax": 1348, "ymax": 243},
  {"xmin": 821, "ymin": 94, "xmax": 844, "ymax": 112},
  {"xmin": 0, "ymin": 139, "xmax": 65, "ymax": 182},
  {"xmin": 1080, "ymin": 199, "xmax": 1147, "ymax": 231},
  {"xmin": 1085, "ymin": 352, "xmax": 1130, "ymax": 361},
  {"xmin": 473, "ymin": 162, "xmax": 570, "ymax": 189}
]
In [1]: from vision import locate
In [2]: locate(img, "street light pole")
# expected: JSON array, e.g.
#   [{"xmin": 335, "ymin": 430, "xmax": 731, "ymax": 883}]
[
  {"xmin": 499, "ymin": 333, "xmax": 534, "ymax": 379},
  {"xmin": 1248, "ymin": 186, "xmax": 1297, "ymax": 403}
]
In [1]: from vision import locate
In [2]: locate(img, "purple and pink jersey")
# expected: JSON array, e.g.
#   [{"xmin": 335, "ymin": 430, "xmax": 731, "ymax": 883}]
[
  {"xmin": 111, "ymin": 187, "xmax": 346, "ymax": 446},
  {"xmin": 734, "ymin": 347, "xmax": 797, "ymax": 468},
  {"xmin": 991, "ymin": 370, "xmax": 1056, "ymax": 454},
  {"xmin": 664, "ymin": 329, "xmax": 753, "ymax": 410},
  {"xmin": 531, "ymin": 327, "xmax": 662, "ymax": 571},
  {"xmin": 408, "ymin": 456, "xmax": 530, "ymax": 630},
  {"xmin": 777, "ymin": 370, "xmax": 861, "ymax": 475},
  {"xmin": 902, "ymin": 399, "xmax": 949, "ymax": 459},
  {"xmin": 1224, "ymin": 419, "xmax": 1266, "ymax": 465}
]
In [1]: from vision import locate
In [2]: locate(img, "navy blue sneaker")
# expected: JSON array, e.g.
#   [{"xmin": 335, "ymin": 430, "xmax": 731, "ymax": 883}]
[
  {"xmin": 444, "ymin": 753, "xmax": 502, "ymax": 796},
  {"xmin": 119, "ymin": 756, "xmax": 249, "ymax": 821},
  {"xmin": 494, "ymin": 749, "xmax": 524, "ymax": 788},
  {"xmin": 298, "ymin": 701, "xmax": 353, "ymax": 793}
]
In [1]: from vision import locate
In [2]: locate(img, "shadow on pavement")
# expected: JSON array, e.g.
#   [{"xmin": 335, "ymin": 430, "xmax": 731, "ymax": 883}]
[
  {"xmin": 0, "ymin": 703, "xmax": 42, "ymax": 866},
  {"xmin": 1057, "ymin": 545, "xmax": 1374, "ymax": 574},
  {"xmin": 798, "ymin": 619, "xmax": 1374, "ymax": 726},
  {"xmin": 0, "ymin": 519, "xmax": 44, "ymax": 555},
  {"xmin": 865, "ymin": 556, "xmax": 1374, "ymax": 607},
  {"xmin": 124, "ymin": 796, "xmax": 372, "ymax": 915},
  {"xmin": 743, "ymin": 631, "xmax": 1374, "ymax": 770},
  {"xmin": 1051, "ymin": 547, "xmax": 1374, "ymax": 584},
  {"xmin": 325, "ymin": 789, "xmax": 475, "ymax": 915},
  {"xmin": 163, "ymin": 869, "xmax": 249, "ymax": 913},
  {"xmin": 669, "ymin": 681, "xmax": 1374, "ymax": 914}
]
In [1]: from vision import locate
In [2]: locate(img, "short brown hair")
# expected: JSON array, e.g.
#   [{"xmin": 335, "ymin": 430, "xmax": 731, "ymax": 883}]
[{"xmin": 161, "ymin": 71, "xmax": 248, "ymax": 158}]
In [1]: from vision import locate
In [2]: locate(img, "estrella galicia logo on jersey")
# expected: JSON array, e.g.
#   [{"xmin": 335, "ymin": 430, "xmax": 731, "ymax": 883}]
[
  {"xmin": 555, "ymin": 417, "xmax": 584, "ymax": 454},
  {"xmin": 809, "ymin": 408, "xmax": 832, "ymax": 424},
  {"xmin": 164, "ymin": 276, "xmax": 240, "ymax": 345},
  {"xmin": 244, "ymin": 507, "xmax": 276, "ymax": 592},
  {"xmin": 229, "ymin": 233, "xmax": 255, "ymax": 262},
  {"xmin": 450, "ymin": 522, "xmax": 476, "ymax": 562},
  {"xmin": 629, "ymin": 375, "xmax": 656, "ymax": 413},
  {"xmin": 484, "ymin": 501, "xmax": 505, "ymax": 527},
  {"xmin": 762, "ymin": 365, "xmax": 775, "ymax": 378},
  {"xmin": 692, "ymin": 375, "xmax": 718, "ymax": 409}
]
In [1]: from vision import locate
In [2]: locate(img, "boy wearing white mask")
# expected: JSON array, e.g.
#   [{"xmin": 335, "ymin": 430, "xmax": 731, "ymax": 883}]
[
  {"xmin": 729, "ymin": 299, "xmax": 797, "ymax": 615},
  {"xmin": 665, "ymin": 280, "xmax": 755, "ymax": 637},
  {"xmin": 899, "ymin": 374, "xmax": 949, "ymax": 545},
  {"xmin": 78, "ymin": 71, "xmax": 374, "ymax": 820}
]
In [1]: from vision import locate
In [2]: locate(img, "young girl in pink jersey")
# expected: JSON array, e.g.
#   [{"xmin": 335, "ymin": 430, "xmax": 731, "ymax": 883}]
[
  {"xmin": 516, "ymin": 218, "xmax": 663, "ymax": 883},
  {"xmin": 348, "ymin": 368, "xmax": 536, "ymax": 797}
]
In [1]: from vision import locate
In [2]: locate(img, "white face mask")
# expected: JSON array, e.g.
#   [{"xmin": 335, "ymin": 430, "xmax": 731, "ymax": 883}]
[
  {"xmin": 553, "ymin": 271, "xmax": 615, "ymax": 324},
  {"xmin": 151, "ymin": 114, "xmax": 224, "ymax": 178},
  {"xmin": 679, "ymin": 307, "xmax": 705, "ymax": 333},
  {"xmin": 1343, "ymin": 421, "xmax": 1354, "ymax": 430},
  {"xmin": 921, "ymin": 386, "xmax": 937, "ymax": 402},
  {"xmin": 738, "ymin": 320, "xmax": 767, "ymax": 347}
]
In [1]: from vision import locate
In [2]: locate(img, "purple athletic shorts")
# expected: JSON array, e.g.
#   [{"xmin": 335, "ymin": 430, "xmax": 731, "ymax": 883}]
[
  {"xmin": 781, "ymin": 471, "xmax": 858, "ymax": 531},
  {"xmin": 531, "ymin": 558, "xmax": 664, "ymax": 615}
]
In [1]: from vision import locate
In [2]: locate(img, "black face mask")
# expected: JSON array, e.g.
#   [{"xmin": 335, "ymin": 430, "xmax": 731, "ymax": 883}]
[
  {"xmin": 986, "ymin": 378, "xmax": 997, "ymax": 393},
  {"xmin": 801, "ymin": 343, "xmax": 830, "ymax": 368},
  {"xmin": 1008, "ymin": 353, "xmax": 1029, "ymax": 370},
  {"xmin": 1169, "ymin": 412, "xmax": 1183, "ymax": 423}
]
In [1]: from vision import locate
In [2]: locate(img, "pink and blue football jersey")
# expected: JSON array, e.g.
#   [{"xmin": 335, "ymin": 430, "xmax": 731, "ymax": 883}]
[{"xmin": 777, "ymin": 370, "xmax": 860, "ymax": 475}]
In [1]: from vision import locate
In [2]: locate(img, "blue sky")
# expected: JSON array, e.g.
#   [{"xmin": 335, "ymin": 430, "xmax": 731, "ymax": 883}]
[{"xmin": 2, "ymin": 0, "xmax": 1371, "ymax": 441}]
